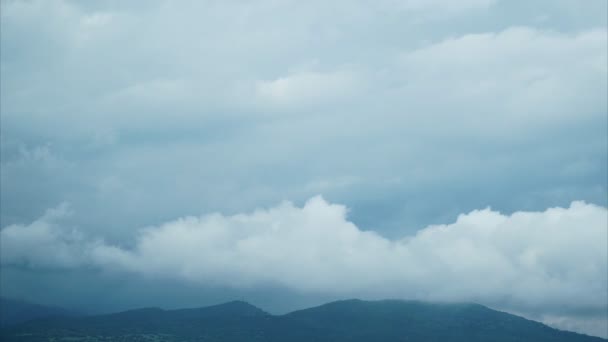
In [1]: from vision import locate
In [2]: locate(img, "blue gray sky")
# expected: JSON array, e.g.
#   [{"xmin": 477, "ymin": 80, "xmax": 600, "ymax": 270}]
[{"xmin": 1, "ymin": 0, "xmax": 607, "ymax": 338}]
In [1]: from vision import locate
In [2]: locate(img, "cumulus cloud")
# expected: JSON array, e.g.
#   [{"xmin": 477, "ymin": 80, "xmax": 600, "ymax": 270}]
[
  {"xmin": 0, "ymin": 203, "xmax": 92, "ymax": 268},
  {"xmin": 2, "ymin": 197, "xmax": 606, "ymax": 326}
]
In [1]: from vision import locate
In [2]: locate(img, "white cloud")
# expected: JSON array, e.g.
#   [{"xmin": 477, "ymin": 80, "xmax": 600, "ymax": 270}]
[
  {"xmin": 255, "ymin": 70, "xmax": 360, "ymax": 109},
  {"xmin": 2, "ymin": 197, "xmax": 606, "ymax": 336},
  {"xmin": 0, "ymin": 203, "xmax": 93, "ymax": 268},
  {"xmin": 395, "ymin": 27, "xmax": 607, "ymax": 129},
  {"xmin": 540, "ymin": 315, "xmax": 608, "ymax": 339}
]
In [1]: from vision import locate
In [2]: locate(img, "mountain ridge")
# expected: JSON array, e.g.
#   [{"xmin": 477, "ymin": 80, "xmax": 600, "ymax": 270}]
[
  {"xmin": 1, "ymin": 298, "xmax": 605, "ymax": 341},
  {"xmin": 0, "ymin": 297, "xmax": 81, "ymax": 328}
]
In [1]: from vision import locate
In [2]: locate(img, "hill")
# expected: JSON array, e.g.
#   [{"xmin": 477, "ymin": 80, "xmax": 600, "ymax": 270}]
[
  {"xmin": 1, "ymin": 299, "xmax": 605, "ymax": 341},
  {"xmin": 0, "ymin": 297, "xmax": 79, "ymax": 327}
]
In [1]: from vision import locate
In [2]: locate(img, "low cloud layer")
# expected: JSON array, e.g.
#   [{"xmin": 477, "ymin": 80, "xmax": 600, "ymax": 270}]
[{"xmin": 2, "ymin": 197, "xmax": 606, "ymax": 335}]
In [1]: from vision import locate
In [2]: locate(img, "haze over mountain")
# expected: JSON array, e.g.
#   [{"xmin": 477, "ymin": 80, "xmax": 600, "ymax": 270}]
[
  {"xmin": 0, "ymin": 297, "xmax": 80, "ymax": 327},
  {"xmin": 1, "ymin": 0, "xmax": 606, "ymax": 339}
]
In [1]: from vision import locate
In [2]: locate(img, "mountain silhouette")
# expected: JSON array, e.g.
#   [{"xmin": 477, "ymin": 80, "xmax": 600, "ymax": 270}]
[{"xmin": 1, "ymin": 298, "xmax": 604, "ymax": 341}]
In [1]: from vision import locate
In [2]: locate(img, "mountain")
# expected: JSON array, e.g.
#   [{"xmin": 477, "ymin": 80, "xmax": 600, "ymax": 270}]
[
  {"xmin": 1, "ymin": 299, "xmax": 605, "ymax": 341},
  {"xmin": 0, "ymin": 297, "xmax": 80, "ymax": 327},
  {"xmin": 1, "ymin": 300, "xmax": 271, "ymax": 341},
  {"xmin": 274, "ymin": 299, "xmax": 606, "ymax": 342}
]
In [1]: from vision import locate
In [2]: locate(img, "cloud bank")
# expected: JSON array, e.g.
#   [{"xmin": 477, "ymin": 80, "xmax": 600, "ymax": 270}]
[
  {"xmin": 2, "ymin": 0, "xmax": 606, "ymax": 242},
  {"xmin": 2, "ymin": 197, "xmax": 606, "ymax": 334}
]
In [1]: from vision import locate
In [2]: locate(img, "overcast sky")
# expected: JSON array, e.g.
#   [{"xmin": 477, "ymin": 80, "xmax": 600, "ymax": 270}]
[{"xmin": 1, "ymin": 0, "xmax": 607, "ymax": 338}]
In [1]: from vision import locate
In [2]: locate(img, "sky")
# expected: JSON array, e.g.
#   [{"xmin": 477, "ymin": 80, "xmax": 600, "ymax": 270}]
[{"xmin": 0, "ymin": 0, "xmax": 607, "ymax": 338}]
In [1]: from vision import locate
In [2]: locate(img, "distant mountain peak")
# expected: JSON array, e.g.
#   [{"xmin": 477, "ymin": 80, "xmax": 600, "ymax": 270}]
[
  {"xmin": 211, "ymin": 300, "xmax": 260, "ymax": 309},
  {"xmin": 172, "ymin": 300, "xmax": 269, "ymax": 318}
]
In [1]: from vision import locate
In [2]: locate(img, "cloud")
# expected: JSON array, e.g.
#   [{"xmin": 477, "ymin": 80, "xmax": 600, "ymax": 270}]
[
  {"xmin": 254, "ymin": 70, "xmax": 362, "ymax": 109},
  {"xmin": 1, "ymin": 1, "xmax": 606, "ymax": 336},
  {"xmin": 386, "ymin": 0, "xmax": 496, "ymax": 12},
  {"xmin": 0, "ymin": 203, "xmax": 91, "ymax": 268},
  {"xmin": 2, "ymin": 197, "xmax": 606, "ymax": 335},
  {"xmin": 2, "ymin": 24, "xmax": 605, "ymax": 236},
  {"xmin": 395, "ymin": 27, "xmax": 607, "ymax": 132},
  {"xmin": 540, "ymin": 315, "xmax": 608, "ymax": 340}
]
